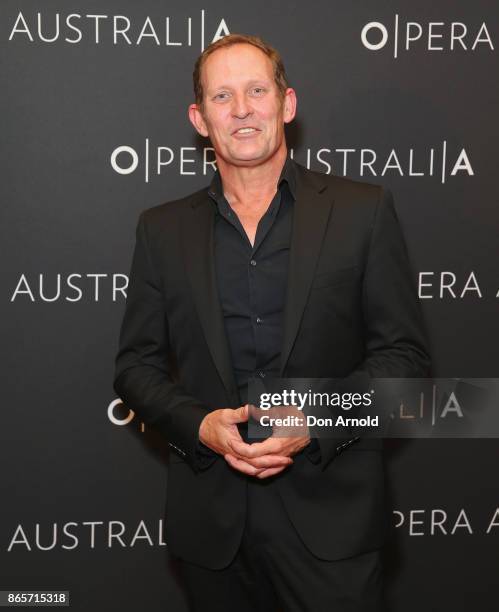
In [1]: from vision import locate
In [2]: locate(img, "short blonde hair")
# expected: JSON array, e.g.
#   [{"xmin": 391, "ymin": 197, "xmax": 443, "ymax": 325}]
[{"xmin": 193, "ymin": 33, "xmax": 289, "ymax": 107}]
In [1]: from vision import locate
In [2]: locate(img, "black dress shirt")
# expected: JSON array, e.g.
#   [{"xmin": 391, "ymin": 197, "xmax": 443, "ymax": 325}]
[{"xmin": 196, "ymin": 155, "xmax": 320, "ymax": 468}]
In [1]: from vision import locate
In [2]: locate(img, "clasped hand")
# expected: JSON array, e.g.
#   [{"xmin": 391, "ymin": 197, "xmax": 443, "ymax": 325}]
[{"xmin": 198, "ymin": 404, "xmax": 310, "ymax": 479}]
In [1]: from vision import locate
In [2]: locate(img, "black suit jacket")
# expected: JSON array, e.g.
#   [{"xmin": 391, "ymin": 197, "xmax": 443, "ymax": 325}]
[{"xmin": 113, "ymin": 160, "xmax": 430, "ymax": 568}]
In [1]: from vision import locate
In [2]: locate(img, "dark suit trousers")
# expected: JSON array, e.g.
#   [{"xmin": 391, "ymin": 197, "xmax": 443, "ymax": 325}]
[{"xmin": 172, "ymin": 476, "xmax": 385, "ymax": 612}]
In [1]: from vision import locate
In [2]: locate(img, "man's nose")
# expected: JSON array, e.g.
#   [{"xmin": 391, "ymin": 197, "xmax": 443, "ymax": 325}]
[{"xmin": 231, "ymin": 93, "xmax": 252, "ymax": 119}]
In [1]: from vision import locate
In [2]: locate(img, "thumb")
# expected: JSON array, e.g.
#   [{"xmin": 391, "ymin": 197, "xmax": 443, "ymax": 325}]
[{"xmin": 230, "ymin": 404, "xmax": 249, "ymax": 423}]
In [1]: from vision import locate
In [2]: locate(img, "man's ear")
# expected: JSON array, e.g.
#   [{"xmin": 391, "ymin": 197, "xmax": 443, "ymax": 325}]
[
  {"xmin": 188, "ymin": 104, "xmax": 209, "ymax": 137},
  {"xmin": 283, "ymin": 88, "xmax": 297, "ymax": 125}
]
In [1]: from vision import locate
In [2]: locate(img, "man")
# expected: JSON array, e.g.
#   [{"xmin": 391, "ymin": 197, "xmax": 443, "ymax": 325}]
[{"xmin": 114, "ymin": 34, "xmax": 430, "ymax": 611}]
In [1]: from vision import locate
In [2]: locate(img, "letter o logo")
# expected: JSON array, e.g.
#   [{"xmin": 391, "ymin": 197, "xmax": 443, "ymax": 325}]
[
  {"xmin": 361, "ymin": 22, "xmax": 388, "ymax": 50},
  {"xmin": 108, "ymin": 398, "xmax": 135, "ymax": 425},
  {"xmin": 111, "ymin": 146, "xmax": 139, "ymax": 175}
]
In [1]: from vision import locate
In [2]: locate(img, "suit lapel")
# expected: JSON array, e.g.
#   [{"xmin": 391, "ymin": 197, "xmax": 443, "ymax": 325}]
[
  {"xmin": 182, "ymin": 195, "xmax": 238, "ymax": 401},
  {"xmin": 279, "ymin": 163, "xmax": 333, "ymax": 375}
]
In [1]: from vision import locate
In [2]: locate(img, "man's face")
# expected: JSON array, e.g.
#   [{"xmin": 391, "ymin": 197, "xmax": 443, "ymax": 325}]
[{"xmin": 189, "ymin": 43, "xmax": 296, "ymax": 167}]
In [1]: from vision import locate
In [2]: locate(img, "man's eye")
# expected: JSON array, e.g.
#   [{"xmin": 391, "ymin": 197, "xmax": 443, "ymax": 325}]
[
  {"xmin": 214, "ymin": 92, "xmax": 229, "ymax": 100},
  {"xmin": 251, "ymin": 87, "xmax": 266, "ymax": 95}
]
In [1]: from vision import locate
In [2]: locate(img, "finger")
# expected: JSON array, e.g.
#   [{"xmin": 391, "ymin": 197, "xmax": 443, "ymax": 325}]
[
  {"xmin": 239, "ymin": 454, "xmax": 293, "ymax": 469},
  {"xmin": 247, "ymin": 404, "xmax": 263, "ymax": 421},
  {"xmin": 224, "ymin": 453, "xmax": 265, "ymax": 477},
  {"xmin": 256, "ymin": 465, "xmax": 289, "ymax": 479},
  {"xmin": 226, "ymin": 437, "xmax": 253, "ymax": 455},
  {"xmin": 227, "ymin": 438, "xmax": 292, "ymax": 466},
  {"xmin": 230, "ymin": 437, "xmax": 283, "ymax": 458},
  {"xmin": 227, "ymin": 438, "xmax": 255, "ymax": 457},
  {"xmin": 226, "ymin": 405, "xmax": 249, "ymax": 424}
]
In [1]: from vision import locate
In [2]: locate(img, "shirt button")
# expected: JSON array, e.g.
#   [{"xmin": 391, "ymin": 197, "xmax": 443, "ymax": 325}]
[
  {"xmin": 256, "ymin": 317, "xmax": 263, "ymax": 324},
  {"xmin": 258, "ymin": 371, "xmax": 266, "ymax": 379},
  {"xmin": 250, "ymin": 259, "xmax": 257, "ymax": 266}
]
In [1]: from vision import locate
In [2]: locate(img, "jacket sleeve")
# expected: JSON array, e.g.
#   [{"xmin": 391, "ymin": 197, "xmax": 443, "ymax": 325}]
[
  {"xmin": 317, "ymin": 187, "xmax": 431, "ymax": 470},
  {"xmin": 113, "ymin": 211, "xmax": 217, "ymax": 473}
]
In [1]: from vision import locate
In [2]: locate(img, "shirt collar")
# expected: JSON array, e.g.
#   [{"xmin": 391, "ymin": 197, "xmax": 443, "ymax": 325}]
[{"xmin": 208, "ymin": 153, "xmax": 296, "ymax": 204}]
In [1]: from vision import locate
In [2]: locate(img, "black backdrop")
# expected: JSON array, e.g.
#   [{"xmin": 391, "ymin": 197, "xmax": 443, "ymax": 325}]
[{"xmin": 2, "ymin": 1, "xmax": 498, "ymax": 610}]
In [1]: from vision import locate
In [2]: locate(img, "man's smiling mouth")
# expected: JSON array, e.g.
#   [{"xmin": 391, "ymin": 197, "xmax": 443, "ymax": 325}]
[
  {"xmin": 232, "ymin": 127, "xmax": 261, "ymax": 136},
  {"xmin": 232, "ymin": 127, "xmax": 261, "ymax": 139}
]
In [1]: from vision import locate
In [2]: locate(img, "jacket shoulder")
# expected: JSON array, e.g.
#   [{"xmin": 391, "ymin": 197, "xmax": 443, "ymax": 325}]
[
  {"xmin": 294, "ymin": 161, "xmax": 385, "ymax": 202},
  {"xmin": 140, "ymin": 186, "xmax": 209, "ymax": 224}
]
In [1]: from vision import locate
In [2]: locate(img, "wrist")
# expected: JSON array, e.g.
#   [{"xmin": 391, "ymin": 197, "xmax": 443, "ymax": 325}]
[{"xmin": 198, "ymin": 414, "xmax": 210, "ymax": 443}]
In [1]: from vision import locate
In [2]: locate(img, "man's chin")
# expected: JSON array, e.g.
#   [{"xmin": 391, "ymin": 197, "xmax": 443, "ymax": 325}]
[{"xmin": 220, "ymin": 147, "xmax": 275, "ymax": 167}]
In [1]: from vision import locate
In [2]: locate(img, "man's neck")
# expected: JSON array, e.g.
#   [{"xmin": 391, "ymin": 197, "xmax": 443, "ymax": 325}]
[{"xmin": 216, "ymin": 146, "xmax": 288, "ymax": 209}]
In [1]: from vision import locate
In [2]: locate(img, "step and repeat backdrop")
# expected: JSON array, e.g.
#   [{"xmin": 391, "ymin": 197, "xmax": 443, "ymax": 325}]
[{"xmin": 2, "ymin": 1, "xmax": 498, "ymax": 610}]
